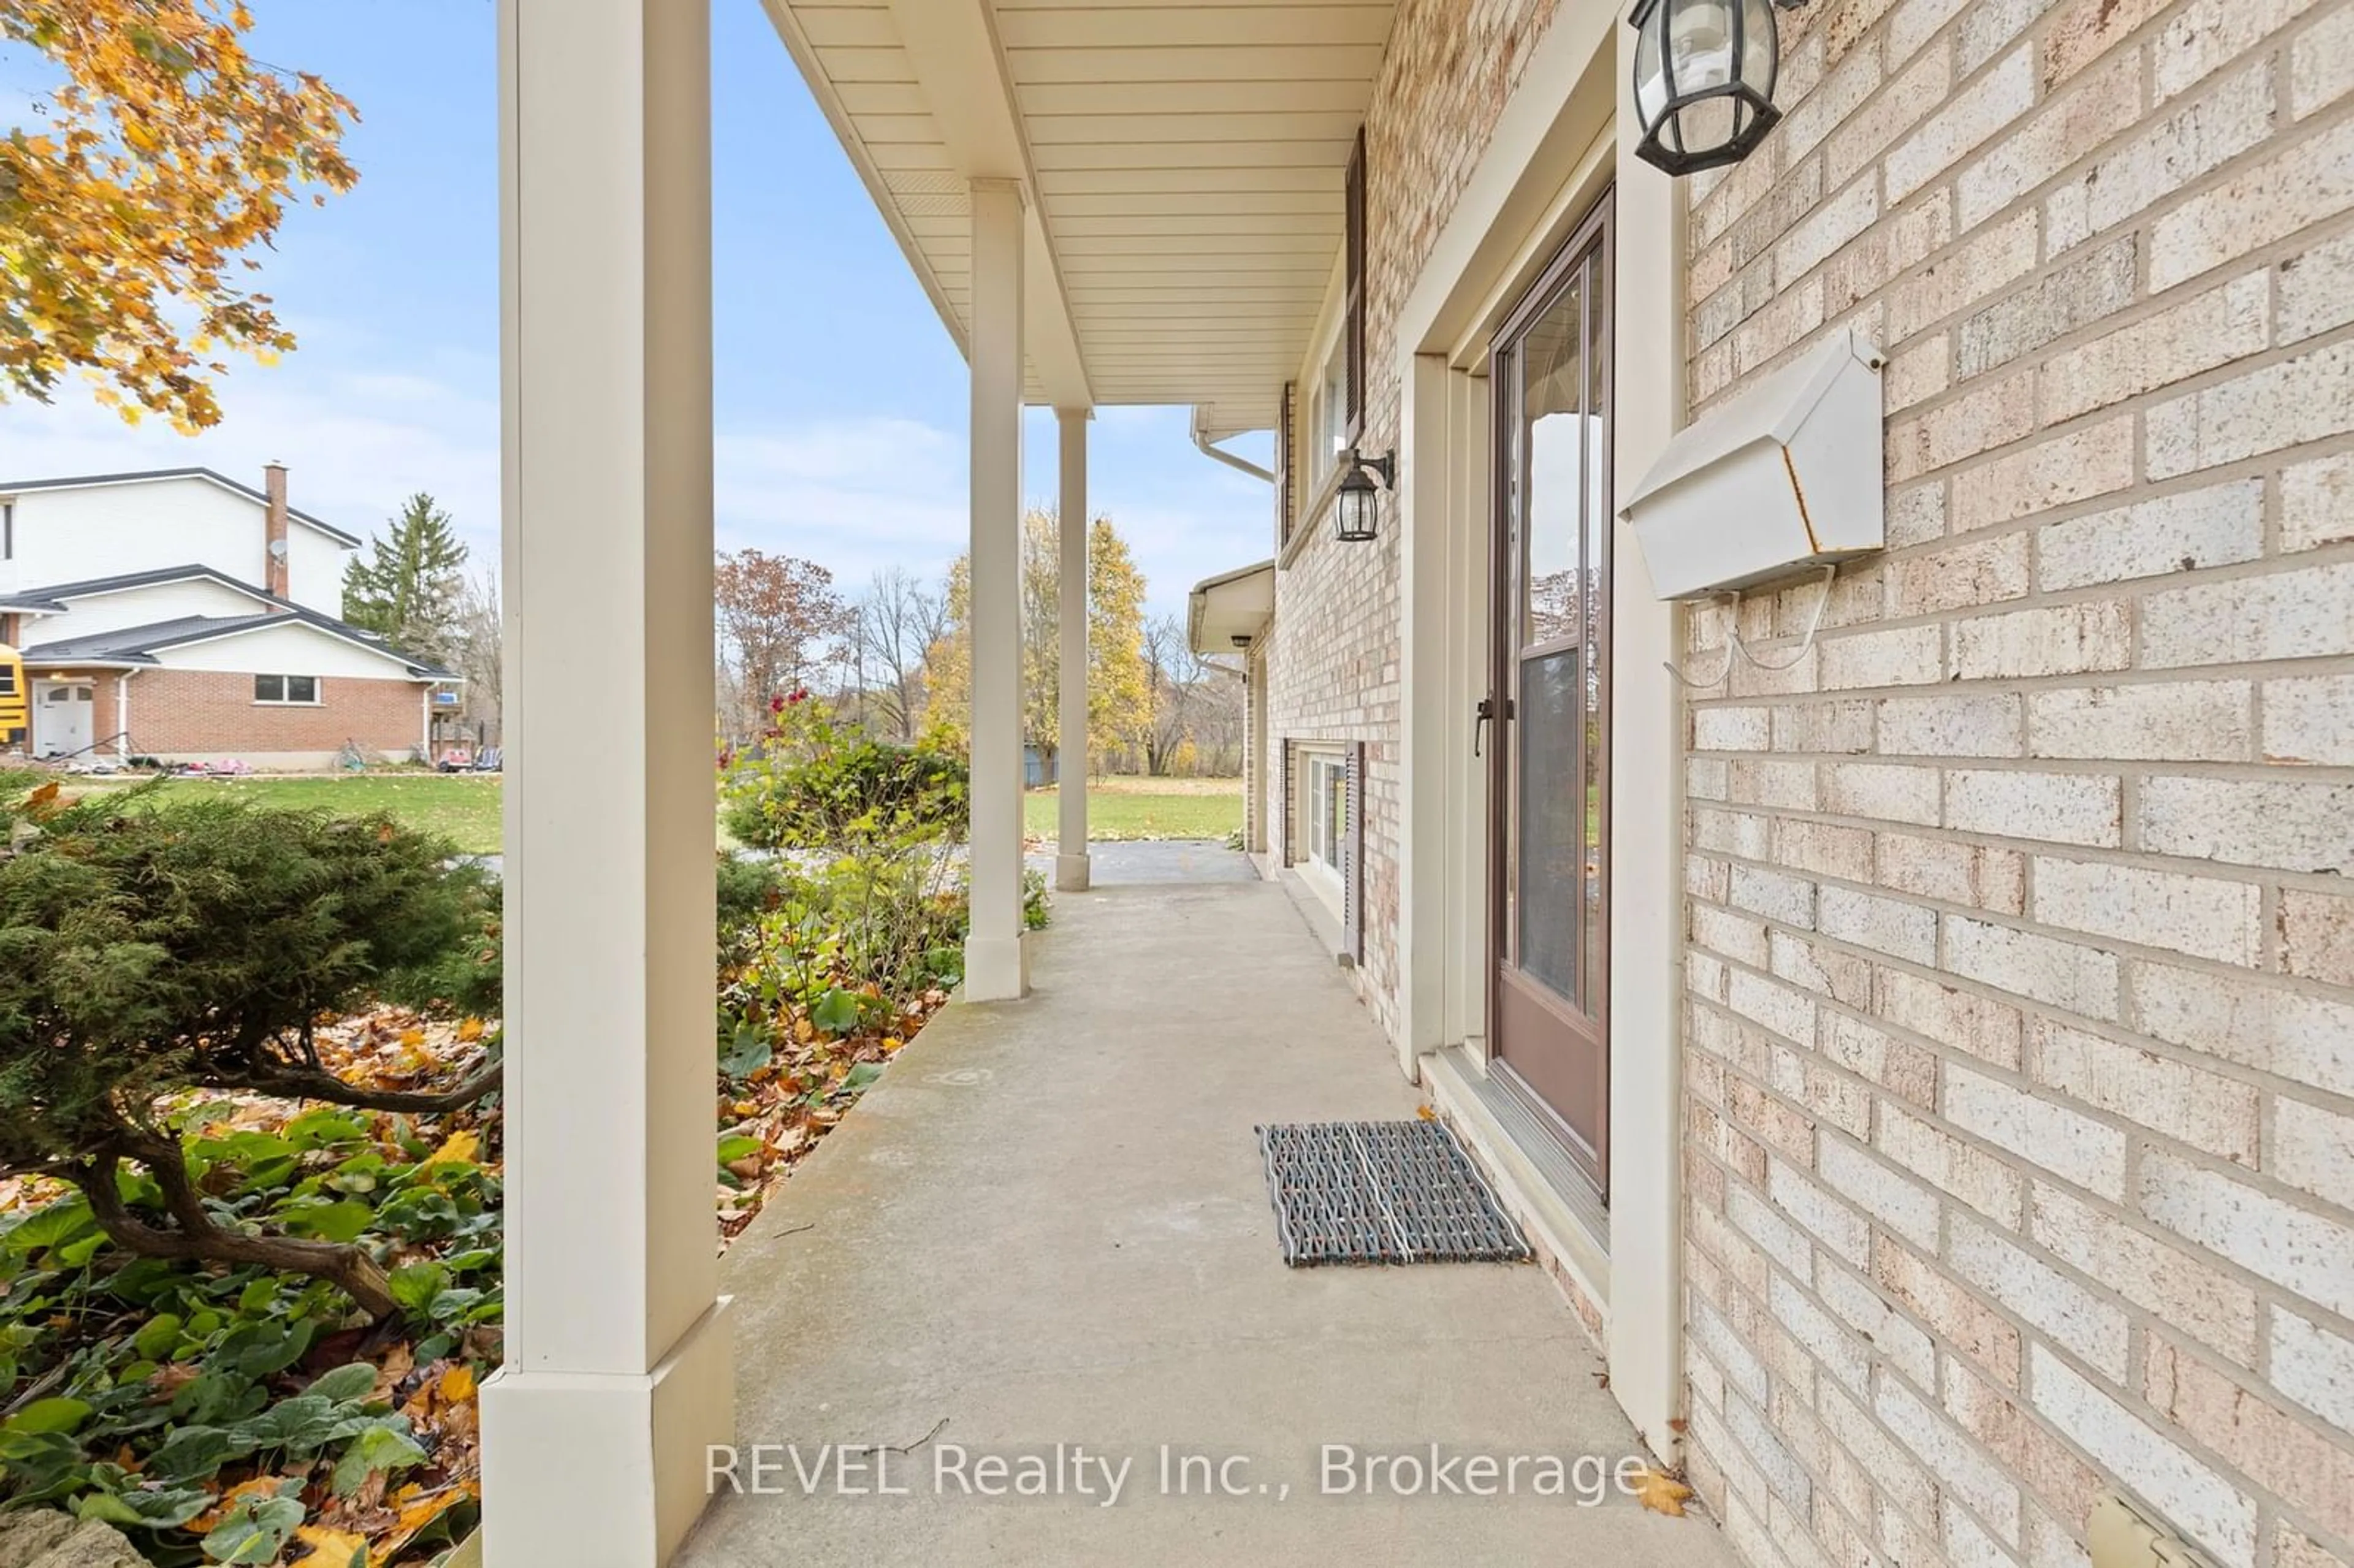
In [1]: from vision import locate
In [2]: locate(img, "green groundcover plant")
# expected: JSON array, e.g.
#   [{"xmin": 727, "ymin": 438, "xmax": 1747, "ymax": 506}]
[
  {"xmin": 0, "ymin": 731, "xmax": 1034, "ymax": 1561},
  {"xmin": 0, "ymin": 781, "xmax": 498, "ymax": 1318},
  {"xmin": 0, "ymin": 1106, "xmax": 497, "ymax": 1562}
]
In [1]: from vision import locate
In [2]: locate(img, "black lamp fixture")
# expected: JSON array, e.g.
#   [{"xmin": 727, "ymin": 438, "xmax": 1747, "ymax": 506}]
[
  {"xmin": 1335, "ymin": 447, "xmax": 1395, "ymax": 543},
  {"xmin": 1629, "ymin": 0, "xmax": 1804, "ymax": 176}
]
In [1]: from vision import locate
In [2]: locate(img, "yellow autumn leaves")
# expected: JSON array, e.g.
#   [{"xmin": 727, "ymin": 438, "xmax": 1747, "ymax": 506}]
[{"xmin": 0, "ymin": 0, "xmax": 359, "ymax": 430}]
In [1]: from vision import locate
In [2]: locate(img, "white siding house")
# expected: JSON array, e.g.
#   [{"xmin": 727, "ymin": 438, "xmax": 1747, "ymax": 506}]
[
  {"xmin": 0, "ymin": 468, "xmax": 455, "ymax": 767},
  {"xmin": 0, "ymin": 468, "xmax": 352, "ymax": 612}
]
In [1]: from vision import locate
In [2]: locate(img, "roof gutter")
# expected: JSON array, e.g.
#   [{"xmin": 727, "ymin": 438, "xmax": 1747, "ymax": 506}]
[
  {"xmin": 1189, "ymin": 408, "xmax": 1274, "ymax": 484},
  {"xmin": 20, "ymin": 658, "xmax": 154, "ymax": 672}
]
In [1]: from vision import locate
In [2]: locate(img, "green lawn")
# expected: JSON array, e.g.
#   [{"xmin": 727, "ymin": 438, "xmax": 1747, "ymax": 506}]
[
  {"xmin": 132, "ymin": 774, "xmax": 506, "ymax": 855},
  {"xmin": 1025, "ymin": 777, "xmax": 1242, "ymax": 842},
  {"xmin": 67, "ymin": 771, "xmax": 1241, "ymax": 856}
]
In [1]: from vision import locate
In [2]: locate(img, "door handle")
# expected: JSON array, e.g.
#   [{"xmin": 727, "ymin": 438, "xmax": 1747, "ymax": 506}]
[{"xmin": 1474, "ymin": 697, "xmax": 1495, "ymax": 757}]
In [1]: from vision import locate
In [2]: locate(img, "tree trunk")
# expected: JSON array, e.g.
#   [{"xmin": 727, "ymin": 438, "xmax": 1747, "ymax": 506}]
[
  {"xmin": 81, "ymin": 1137, "xmax": 402, "ymax": 1320},
  {"xmin": 241, "ymin": 1057, "xmax": 503, "ymax": 1115}
]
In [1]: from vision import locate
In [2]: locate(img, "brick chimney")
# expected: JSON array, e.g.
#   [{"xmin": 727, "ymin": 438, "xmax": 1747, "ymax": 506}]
[{"xmin": 263, "ymin": 462, "xmax": 291, "ymax": 598}]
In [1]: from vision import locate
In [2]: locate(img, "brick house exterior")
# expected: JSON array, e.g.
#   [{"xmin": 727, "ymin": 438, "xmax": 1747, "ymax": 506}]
[
  {"xmin": 506, "ymin": 0, "xmax": 2353, "ymax": 1556},
  {"xmin": 112, "ymin": 669, "xmax": 430, "ymax": 759},
  {"xmin": 1245, "ymin": 4, "xmax": 2353, "ymax": 1568},
  {"xmin": 18, "ymin": 661, "xmax": 434, "ymax": 771},
  {"xmin": 0, "ymin": 474, "xmax": 455, "ymax": 767},
  {"xmin": 1664, "ymin": 5, "xmax": 2354, "ymax": 1566},
  {"xmin": 1262, "ymin": 0, "xmax": 1572, "ymax": 1041}
]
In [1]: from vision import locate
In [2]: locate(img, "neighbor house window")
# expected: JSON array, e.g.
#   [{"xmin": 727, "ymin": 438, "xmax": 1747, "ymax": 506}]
[
  {"xmin": 254, "ymin": 674, "xmax": 320, "ymax": 704},
  {"xmin": 2, "ymin": 499, "xmax": 13, "ymax": 560}
]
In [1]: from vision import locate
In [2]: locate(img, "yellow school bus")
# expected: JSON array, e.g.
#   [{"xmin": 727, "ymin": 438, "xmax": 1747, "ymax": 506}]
[{"xmin": 0, "ymin": 646, "xmax": 26, "ymax": 750}]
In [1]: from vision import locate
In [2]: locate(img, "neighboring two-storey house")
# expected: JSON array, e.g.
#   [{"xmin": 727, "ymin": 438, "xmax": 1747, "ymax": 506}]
[{"xmin": 0, "ymin": 466, "xmax": 454, "ymax": 768}]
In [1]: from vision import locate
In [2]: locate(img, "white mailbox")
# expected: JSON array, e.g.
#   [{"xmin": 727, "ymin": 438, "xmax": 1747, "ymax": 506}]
[{"xmin": 1620, "ymin": 327, "xmax": 1886, "ymax": 601}]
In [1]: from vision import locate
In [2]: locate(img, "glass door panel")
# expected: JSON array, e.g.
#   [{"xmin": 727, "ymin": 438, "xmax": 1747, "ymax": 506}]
[{"xmin": 1488, "ymin": 192, "xmax": 1613, "ymax": 1195}]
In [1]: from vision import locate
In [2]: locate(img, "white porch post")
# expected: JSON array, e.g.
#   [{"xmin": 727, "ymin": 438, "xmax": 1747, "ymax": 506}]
[
  {"xmin": 1054, "ymin": 407, "xmax": 1091, "ymax": 891},
  {"xmin": 481, "ymin": 1, "xmax": 732, "ymax": 1563},
  {"xmin": 964, "ymin": 178, "xmax": 1029, "ymax": 999}
]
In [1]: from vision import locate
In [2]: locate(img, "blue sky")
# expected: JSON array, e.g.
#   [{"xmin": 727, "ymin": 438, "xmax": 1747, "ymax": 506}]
[{"xmin": 0, "ymin": 1, "xmax": 1276, "ymax": 623}]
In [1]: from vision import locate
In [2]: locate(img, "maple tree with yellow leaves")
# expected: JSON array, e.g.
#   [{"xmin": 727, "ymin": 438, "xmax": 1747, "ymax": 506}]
[{"xmin": 0, "ymin": 0, "xmax": 357, "ymax": 431}]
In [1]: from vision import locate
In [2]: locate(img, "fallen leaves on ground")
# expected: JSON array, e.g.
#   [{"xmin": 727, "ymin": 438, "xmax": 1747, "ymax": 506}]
[
  {"xmin": 292, "ymin": 1524, "xmax": 371, "ymax": 1566},
  {"xmin": 1629, "ymin": 1466, "xmax": 1695, "ymax": 1517},
  {"xmin": 2, "ymin": 1005, "xmax": 499, "ymax": 1566},
  {"xmin": 712, "ymin": 984, "xmax": 950, "ymax": 1247},
  {"xmin": 3, "ymin": 969, "xmax": 948, "ymax": 1562}
]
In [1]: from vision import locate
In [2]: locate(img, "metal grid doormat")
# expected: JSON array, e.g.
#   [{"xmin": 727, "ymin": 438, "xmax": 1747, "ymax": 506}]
[{"xmin": 1255, "ymin": 1120, "xmax": 1531, "ymax": 1266}]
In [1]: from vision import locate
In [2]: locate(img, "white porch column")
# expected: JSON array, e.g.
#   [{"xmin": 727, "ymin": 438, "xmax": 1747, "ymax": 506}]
[
  {"xmin": 964, "ymin": 178, "xmax": 1029, "ymax": 999},
  {"xmin": 1054, "ymin": 407, "xmax": 1091, "ymax": 891},
  {"xmin": 481, "ymin": 1, "xmax": 732, "ymax": 1563}
]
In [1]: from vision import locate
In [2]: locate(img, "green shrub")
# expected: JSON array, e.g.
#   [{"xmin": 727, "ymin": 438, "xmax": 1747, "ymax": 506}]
[
  {"xmin": 715, "ymin": 701, "xmax": 992, "ymax": 1080},
  {"xmin": 721, "ymin": 697, "xmax": 967, "ymax": 852},
  {"xmin": 0, "ymin": 782, "xmax": 492, "ymax": 1319},
  {"xmin": 717, "ymin": 851, "xmax": 789, "ymax": 931}
]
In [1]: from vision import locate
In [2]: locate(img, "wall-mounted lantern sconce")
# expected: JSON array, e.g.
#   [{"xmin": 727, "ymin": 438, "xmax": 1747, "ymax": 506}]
[
  {"xmin": 1629, "ymin": 0, "xmax": 1805, "ymax": 176},
  {"xmin": 1335, "ymin": 448, "xmax": 1395, "ymax": 543}
]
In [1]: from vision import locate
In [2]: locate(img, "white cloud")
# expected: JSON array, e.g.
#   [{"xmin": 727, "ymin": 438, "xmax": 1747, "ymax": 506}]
[
  {"xmin": 2, "ymin": 351, "xmax": 1270, "ymax": 624},
  {"xmin": 0, "ymin": 335, "xmax": 502, "ymax": 564},
  {"xmin": 714, "ymin": 416, "xmax": 969, "ymax": 592}
]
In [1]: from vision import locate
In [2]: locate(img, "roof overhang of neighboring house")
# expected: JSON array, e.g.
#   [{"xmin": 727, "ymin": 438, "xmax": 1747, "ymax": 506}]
[
  {"xmin": 20, "ymin": 562, "xmax": 283, "ymax": 607},
  {"xmin": 24, "ymin": 603, "xmax": 459, "ymax": 678},
  {"xmin": 1187, "ymin": 558, "xmax": 1275, "ymax": 655},
  {"xmin": 18, "ymin": 658, "xmax": 153, "ymax": 672},
  {"xmin": 763, "ymin": 0, "xmax": 1389, "ymax": 435},
  {"xmin": 16, "ymin": 565, "xmax": 455, "ymax": 679},
  {"xmin": 140, "ymin": 616, "xmax": 458, "ymax": 681},
  {"xmin": 0, "ymin": 468, "xmax": 364, "ymax": 547}
]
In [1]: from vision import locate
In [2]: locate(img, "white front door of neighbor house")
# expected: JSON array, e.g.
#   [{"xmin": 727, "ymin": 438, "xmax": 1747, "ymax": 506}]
[{"xmin": 34, "ymin": 681, "xmax": 94, "ymax": 759}]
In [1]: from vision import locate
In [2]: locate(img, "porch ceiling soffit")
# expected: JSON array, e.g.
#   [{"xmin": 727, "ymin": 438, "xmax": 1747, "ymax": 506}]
[
  {"xmin": 764, "ymin": 0, "xmax": 1395, "ymax": 436},
  {"xmin": 763, "ymin": 0, "xmax": 1089, "ymax": 409}
]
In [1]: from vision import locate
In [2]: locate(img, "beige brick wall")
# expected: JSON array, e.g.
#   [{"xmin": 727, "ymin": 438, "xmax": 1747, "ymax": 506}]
[
  {"xmin": 1263, "ymin": 0, "xmax": 1561, "ymax": 1031},
  {"xmin": 1679, "ymin": 8, "xmax": 2354, "ymax": 1568}
]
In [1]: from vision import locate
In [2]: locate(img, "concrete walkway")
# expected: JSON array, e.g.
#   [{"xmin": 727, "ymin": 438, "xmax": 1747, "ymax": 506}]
[{"xmin": 681, "ymin": 848, "xmax": 1731, "ymax": 1567}]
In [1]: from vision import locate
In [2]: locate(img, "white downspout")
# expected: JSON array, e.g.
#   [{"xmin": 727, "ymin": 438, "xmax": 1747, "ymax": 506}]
[
  {"xmin": 116, "ymin": 670, "xmax": 135, "ymax": 763},
  {"xmin": 1190, "ymin": 407, "xmax": 1275, "ymax": 483}
]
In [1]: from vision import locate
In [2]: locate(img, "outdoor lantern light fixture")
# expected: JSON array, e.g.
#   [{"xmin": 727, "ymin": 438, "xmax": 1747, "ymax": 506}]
[
  {"xmin": 1629, "ymin": 0, "xmax": 1804, "ymax": 176},
  {"xmin": 1335, "ymin": 448, "xmax": 1394, "ymax": 543}
]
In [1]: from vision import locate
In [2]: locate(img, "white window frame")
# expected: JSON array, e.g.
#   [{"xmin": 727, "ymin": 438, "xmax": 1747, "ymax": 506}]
[
  {"xmin": 1308, "ymin": 332, "xmax": 1350, "ymax": 495},
  {"xmin": 1293, "ymin": 740, "xmax": 1350, "ymax": 916},
  {"xmin": 254, "ymin": 673, "xmax": 322, "ymax": 706},
  {"xmin": 1283, "ymin": 243, "xmax": 1358, "ymax": 563}
]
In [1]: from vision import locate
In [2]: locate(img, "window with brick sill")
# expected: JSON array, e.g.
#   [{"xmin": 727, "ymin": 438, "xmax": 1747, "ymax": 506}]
[{"xmin": 254, "ymin": 674, "xmax": 321, "ymax": 705}]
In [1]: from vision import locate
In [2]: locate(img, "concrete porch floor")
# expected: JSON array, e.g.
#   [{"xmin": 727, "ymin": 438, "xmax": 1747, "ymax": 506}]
[{"xmin": 680, "ymin": 845, "xmax": 1731, "ymax": 1567}]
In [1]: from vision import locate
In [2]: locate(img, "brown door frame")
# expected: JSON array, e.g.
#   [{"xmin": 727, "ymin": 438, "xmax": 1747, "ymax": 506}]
[{"xmin": 1485, "ymin": 189, "xmax": 1615, "ymax": 1197}]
